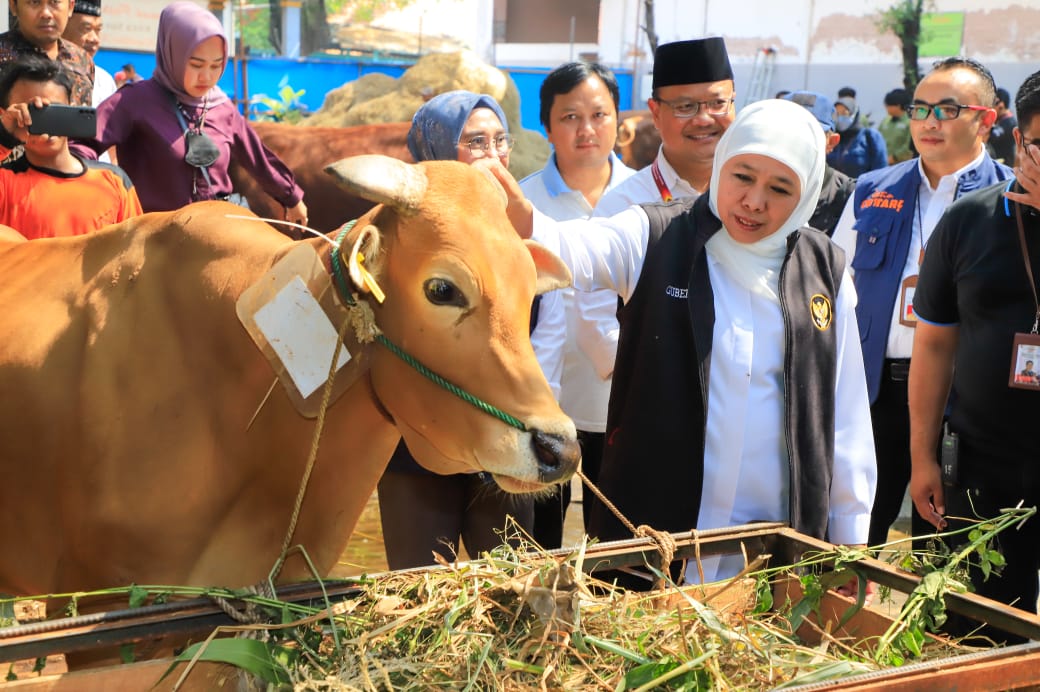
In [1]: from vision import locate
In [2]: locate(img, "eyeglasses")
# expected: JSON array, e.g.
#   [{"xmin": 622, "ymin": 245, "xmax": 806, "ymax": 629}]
[
  {"xmin": 462, "ymin": 134, "xmax": 515, "ymax": 155},
  {"xmin": 906, "ymin": 102, "xmax": 993, "ymax": 121},
  {"xmin": 653, "ymin": 96, "xmax": 734, "ymax": 119}
]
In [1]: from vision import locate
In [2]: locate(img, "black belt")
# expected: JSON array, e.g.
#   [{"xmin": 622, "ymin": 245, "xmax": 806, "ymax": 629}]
[{"xmin": 884, "ymin": 358, "xmax": 911, "ymax": 382}]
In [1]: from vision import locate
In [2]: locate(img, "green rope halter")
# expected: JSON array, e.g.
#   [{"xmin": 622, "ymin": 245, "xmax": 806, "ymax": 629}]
[{"xmin": 332, "ymin": 223, "xmax": 528, "ymax": 433}]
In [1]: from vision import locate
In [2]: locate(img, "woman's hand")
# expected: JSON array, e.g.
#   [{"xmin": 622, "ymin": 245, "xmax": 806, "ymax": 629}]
[
  {"xmin": 471, "ymin": 157, "xmax": 534, "ymax": 239},
  {"xmin": 284, "ymin": 199, "xmax": 308, "ymax": 226}
]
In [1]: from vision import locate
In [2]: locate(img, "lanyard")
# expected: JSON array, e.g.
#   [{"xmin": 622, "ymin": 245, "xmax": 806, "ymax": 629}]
[
  {"xmin": 1013, "ymin": 185, "xmax": 1040, "ymax": 334},
  {"xmin": 651, "ymin": 159, "xmax": 673, "ymax": 202}
]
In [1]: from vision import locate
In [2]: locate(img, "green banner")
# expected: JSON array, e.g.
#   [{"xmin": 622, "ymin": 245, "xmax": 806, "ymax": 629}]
[{"xmin": 919, "ymin": 12, "xmax": 965, "ymax": 57}]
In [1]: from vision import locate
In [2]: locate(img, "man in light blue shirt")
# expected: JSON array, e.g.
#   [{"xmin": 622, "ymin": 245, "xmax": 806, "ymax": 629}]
[{"xmin": 519, "ymin": 61, "xmax": 634, "ymax": 548}]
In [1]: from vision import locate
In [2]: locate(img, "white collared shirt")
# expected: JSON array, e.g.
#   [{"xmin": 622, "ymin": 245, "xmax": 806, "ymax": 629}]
[
  {"xmin": 592, "ymin": 146, "xmax": 702, "ymax": 217},
  {"xmin": 832, "ymin": 149, "xmax": 988, "ymax": 359},
  {"xmin": 520, "ymin": 153, "xmax": 636, "ymax": 428}
]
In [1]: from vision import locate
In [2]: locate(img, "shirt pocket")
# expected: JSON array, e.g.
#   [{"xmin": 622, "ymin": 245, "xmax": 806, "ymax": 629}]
[{"xmin": 850, "ymin": 211, "xmax": 897, "ymax": 272}]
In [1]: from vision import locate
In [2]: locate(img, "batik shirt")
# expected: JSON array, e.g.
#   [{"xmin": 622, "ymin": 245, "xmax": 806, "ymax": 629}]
[{"xmin": 0, "ymin": 31, "xmax": 94, "ymax": 107}]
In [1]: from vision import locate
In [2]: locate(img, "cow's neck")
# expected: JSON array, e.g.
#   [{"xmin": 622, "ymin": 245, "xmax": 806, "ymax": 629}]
[{"xmin": 269, "ymin": 370, "xmax": 401, "ymax": 584}]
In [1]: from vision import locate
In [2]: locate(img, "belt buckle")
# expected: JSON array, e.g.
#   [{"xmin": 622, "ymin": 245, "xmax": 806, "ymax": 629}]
[{"xmin": 889, "ymin": 361, "xmax": 910, "ymax": 381}]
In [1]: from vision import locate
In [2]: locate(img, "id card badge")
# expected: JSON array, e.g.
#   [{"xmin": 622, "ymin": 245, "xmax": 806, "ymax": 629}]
[
  {"xmin": 1009, "ymin": 332, "xmax": 1040, "ymax": 390},
  {"xmin": 899, "ymin": 275, "xmax": 918, "ymax": 327}
]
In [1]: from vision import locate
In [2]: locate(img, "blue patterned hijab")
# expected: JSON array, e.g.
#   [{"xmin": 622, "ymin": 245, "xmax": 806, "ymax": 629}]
[{"xmin": 407, "ymin": 91, "xmax": 508, "ymax": 162}]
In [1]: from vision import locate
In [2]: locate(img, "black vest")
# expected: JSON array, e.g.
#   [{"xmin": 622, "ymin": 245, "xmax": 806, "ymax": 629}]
[
  {"xmin": 810, "ymin": 166, "xmax": 856, "ymax": 236},
  {"xmin": 586, "ymin": 194, "xmax": 846, "ymax": 545}
]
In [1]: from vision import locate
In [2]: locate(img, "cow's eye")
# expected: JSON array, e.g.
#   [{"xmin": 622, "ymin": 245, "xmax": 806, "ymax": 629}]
[{"xmin": 423, "ymin": 278, "xmax": 467, "ymax": 307}]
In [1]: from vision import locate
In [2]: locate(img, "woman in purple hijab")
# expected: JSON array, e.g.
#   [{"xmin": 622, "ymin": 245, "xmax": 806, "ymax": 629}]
[{"xmin": 74, "ymin": 2, "xmax": 306, "ymax": 223}]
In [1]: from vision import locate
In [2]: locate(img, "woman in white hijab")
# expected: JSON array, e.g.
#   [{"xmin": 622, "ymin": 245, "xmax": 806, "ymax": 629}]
[{"xmin": 547, "ymin": 98, "xmax": 877, "ymax": 586}]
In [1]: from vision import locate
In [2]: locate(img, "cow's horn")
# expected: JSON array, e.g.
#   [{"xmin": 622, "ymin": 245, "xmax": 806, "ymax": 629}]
[{"xmin": 324, "ymin": 155, "xmax": 427, "ymax": 216}]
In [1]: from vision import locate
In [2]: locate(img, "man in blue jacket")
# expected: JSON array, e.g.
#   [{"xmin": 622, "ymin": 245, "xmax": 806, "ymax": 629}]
[
  {"xmin": 827, "ymin": 94, "xmax": 888, "ymax": 177},
  {"xmin": 832, "ymin": 57, "xmax": 1012, "ymax": 548}
]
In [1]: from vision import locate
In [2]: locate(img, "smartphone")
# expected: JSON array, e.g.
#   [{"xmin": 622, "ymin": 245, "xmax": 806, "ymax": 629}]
[{"xmin": 27, "ymin": 104, "xmax": 96, "ymax": 139}]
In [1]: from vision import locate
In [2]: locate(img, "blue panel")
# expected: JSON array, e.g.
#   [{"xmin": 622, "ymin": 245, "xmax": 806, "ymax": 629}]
[{"xmin": 94, "ymin": 49, "xmax": 633, "ymax": 128}]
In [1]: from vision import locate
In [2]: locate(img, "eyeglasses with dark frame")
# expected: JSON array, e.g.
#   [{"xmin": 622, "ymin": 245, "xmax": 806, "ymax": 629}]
[
  {"xmin": 653, "ymin": 96, "xmax": 735, "ymax": 119},
  {"xmin": 462, "ymin": 134, "xmax": 515, "ymax": 155},
  {"xmin": 906, "ymin": 102, "xmax": 993, "ymax": 121}
]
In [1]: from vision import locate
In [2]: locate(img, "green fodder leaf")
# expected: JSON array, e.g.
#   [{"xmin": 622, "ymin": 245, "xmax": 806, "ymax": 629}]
[
  {"xmin": 837, "ymin": 581, "xmax": 867, "ymax": 629},
  {"xmin": 127, "ymin": 584, "xmax": 149, "ymax": 609},
  {"xmin": 160, "ymin": 638, "xmax": 290, "ymax": 685},
  {"xmin": 581, "ymin": 634, "xmax": 653, "ymax": 665},
  {"xmin": 900, "ymin": 627, "xmax": 924, "ymax": 657},
  {"xmin": 119, "ymin": 643, "xmax": 135, "ymax": 664},
  {"xmin": 752, "ymin": 573, "xmax": 774, "ymax": 615},
  {"xmin": 775, "ymin": 660, "xmax": 874, "ymax": 688},
  {"xmin": 501, "ymin": 658, "xmax": 544, "ymax": 674},
  {"xmin": 623, "ymin": 659, "xmax": 708, "ymax": 691},
  {"xmin": 987, "ymin": 550, "xmax": 1006, "ymax": 567}
]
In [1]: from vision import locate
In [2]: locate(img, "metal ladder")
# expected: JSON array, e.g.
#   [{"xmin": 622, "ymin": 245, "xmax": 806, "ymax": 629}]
[{"xmin": 743, "ymin": 47, "xmax": 777, "ymax": 107}]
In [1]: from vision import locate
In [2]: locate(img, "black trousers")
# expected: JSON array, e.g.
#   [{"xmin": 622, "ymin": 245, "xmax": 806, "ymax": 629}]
[
  {"xmin": 378, "ymin": 470, "xmax": 533, "ymax": 570},
  {"xmin": 939, "ymin": 466, "xmax": 1040, "ymax": 645},
  {"xmin": 868, "ymin": 358, "xmax": 935, "ymax": 546},
  {"xmin": 531, "ymin": 429, "xmax": 604, "ymax": 549}
]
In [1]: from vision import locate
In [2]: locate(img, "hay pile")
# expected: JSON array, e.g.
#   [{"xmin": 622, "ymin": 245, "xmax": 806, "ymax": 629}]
[
  {"xmin": 163, "ymin": 533, "xmax": 979, "ymax": 691},
  {"xmin": 266, "ymin": 542, "xmax": 966, "ymax": 690},
  {"xmin": 301, "ymin": 51, "xmax": 549, "ymax": 179}
]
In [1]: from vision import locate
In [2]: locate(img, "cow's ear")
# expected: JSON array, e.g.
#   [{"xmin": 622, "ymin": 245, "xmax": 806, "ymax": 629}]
[
  {"xmin": 325, "ymin": 155, "xmax": 428, "ymax": 216},
  {"xmin": 347, "ymin": 224, "xmax": 385, "ymax": 298},
  {"xmin": 525, "ymin": 239, "xmax": 571, "ymax": 294}
]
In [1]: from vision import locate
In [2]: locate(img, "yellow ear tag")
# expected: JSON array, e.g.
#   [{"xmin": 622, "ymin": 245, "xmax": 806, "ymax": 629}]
[{"xmin": 356, "ymin": 252, "xmax": 386, "ymax": 304}]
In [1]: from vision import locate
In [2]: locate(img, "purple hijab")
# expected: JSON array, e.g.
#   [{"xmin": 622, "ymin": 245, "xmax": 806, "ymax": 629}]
[
  {"xmin": 407, "ymin": 91, "xmax": 508, "ymax": 162},
  {"xmin": 151, "ymin": 1, "xmax": 230, "ymax": 107}
]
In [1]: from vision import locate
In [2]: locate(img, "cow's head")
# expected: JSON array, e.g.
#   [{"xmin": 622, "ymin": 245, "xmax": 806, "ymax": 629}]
[{"xmin": 325, "ymin": 155, "xmax": 579, "ymax": 493}]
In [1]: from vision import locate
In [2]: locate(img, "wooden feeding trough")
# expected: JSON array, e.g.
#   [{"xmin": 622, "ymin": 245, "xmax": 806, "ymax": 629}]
[{"xmin": 1, "ymin": 523, "xmax": 1039, "ymax": 690}]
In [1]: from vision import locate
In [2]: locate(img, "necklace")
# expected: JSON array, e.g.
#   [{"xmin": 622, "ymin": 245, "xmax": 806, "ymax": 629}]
[{"xmin": 177, "ymin": 101, "xmax": 208, "ymax": 131}]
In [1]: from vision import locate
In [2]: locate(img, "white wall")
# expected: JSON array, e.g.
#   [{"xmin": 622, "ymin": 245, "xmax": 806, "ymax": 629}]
[
  {"xmin": 349, "ymin": 0, "xmax": 1040, "ymax": 117},
  {"xmin": 597, "ymin": 0, "xmax": 1040, "ymax": 118}
]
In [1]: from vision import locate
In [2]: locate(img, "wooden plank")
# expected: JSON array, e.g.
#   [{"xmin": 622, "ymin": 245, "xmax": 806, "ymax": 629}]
[
  {"xmin": 797, "ymin": 643, "xmax": 1040, "ymax": 691},
  {"xmin": 0, "ymin": 659, "xmax": 240, "ymax": 691}
]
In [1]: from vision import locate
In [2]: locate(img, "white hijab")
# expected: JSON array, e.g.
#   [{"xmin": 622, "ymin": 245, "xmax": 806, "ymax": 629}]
[{"xmin": 705, "ymin": 99, "xmax": 826, "ymax": 303}]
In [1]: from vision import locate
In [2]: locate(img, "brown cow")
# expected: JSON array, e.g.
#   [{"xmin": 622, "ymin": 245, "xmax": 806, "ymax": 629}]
[
  {"xmin": 616, "ymin": 110, "xmax": 661, "ymax": 171},
  {"xmin": 229, "ymin": 121, "xmax": 413, "ymax": 233},
  {"xmin": 0, "ymin": 156, "xmax": 579, "ymax": 596}
]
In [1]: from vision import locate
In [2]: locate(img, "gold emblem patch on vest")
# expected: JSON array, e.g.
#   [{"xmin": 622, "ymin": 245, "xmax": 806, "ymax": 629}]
[{"xmin": 810, "ymin": 294, "xmax": 832, "ymax": 331}]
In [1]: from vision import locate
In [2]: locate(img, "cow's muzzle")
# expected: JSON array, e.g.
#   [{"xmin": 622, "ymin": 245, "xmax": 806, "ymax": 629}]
[{"xmin": 531, "ymin": 429, "xmax": 581, "ymax": 484}]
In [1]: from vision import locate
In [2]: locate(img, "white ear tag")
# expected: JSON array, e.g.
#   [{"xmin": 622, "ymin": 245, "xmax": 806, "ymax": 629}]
[
  {"xmin": 253, "ymin": 276, "xmax": 351, "ymax": 399},
  {"xmin": 237, "ymin": 243, "xmax": 361, "ymax": 418}
]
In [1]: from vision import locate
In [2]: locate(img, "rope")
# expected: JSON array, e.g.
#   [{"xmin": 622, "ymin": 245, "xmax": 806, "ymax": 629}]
[
  {"xmin": 330, "ymin": 222, "xmax": 528, "ymax": 432},
  {"xmin": 374, "ymin": 335, "xmax": 528, "ymax": 431},
  {"xmin": 577, "ymin": 469, "xmax": 676, "ymax": 587},
  {"xmin": 276, "ymin": 314, "xmax": 353, "ymax": 565},
  {"xmin": 210, "ymin": 581, "xmax": 277, "ymax": 625}
]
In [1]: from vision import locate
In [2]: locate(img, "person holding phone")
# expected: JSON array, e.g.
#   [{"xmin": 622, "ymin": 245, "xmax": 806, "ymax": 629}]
[
  {"xmin": 71, "ymin": 1, "xmax": 306, "ymax": 224},
  {"xmin": 0, "ymin": 55, "xmax": 141, "ymax": 238}
]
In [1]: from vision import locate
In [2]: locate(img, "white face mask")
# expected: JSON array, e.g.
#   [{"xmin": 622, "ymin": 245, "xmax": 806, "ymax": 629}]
[{"xmin": 834, "ymin": 114, "xmax": 855, "ymax": 132}]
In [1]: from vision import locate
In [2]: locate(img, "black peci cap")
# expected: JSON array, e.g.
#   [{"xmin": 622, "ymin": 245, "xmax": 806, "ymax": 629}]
[
  {"xmin": 75, "ymin": 0, "xmax": 101, "ymax": 16},
  {"xmin": 652, "ymin": 37, "xmax": 733, "ymax": 90}
]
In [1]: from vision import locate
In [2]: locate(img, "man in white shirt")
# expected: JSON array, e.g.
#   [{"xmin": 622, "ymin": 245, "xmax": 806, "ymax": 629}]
[
  {"xmin": 62, "ymin": 0, "xmax": 116, "ymax": 107},
  {"xmin": 831, "ymin": 57, "xmax": 1011, "ymax": 548},
  {"xmin": 594, "ymin": 37, "xmax": 736, "ymax": 216},
  {"xmin": 519, "ymin": 61, "xmax": 634, "ymax": 548}
]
